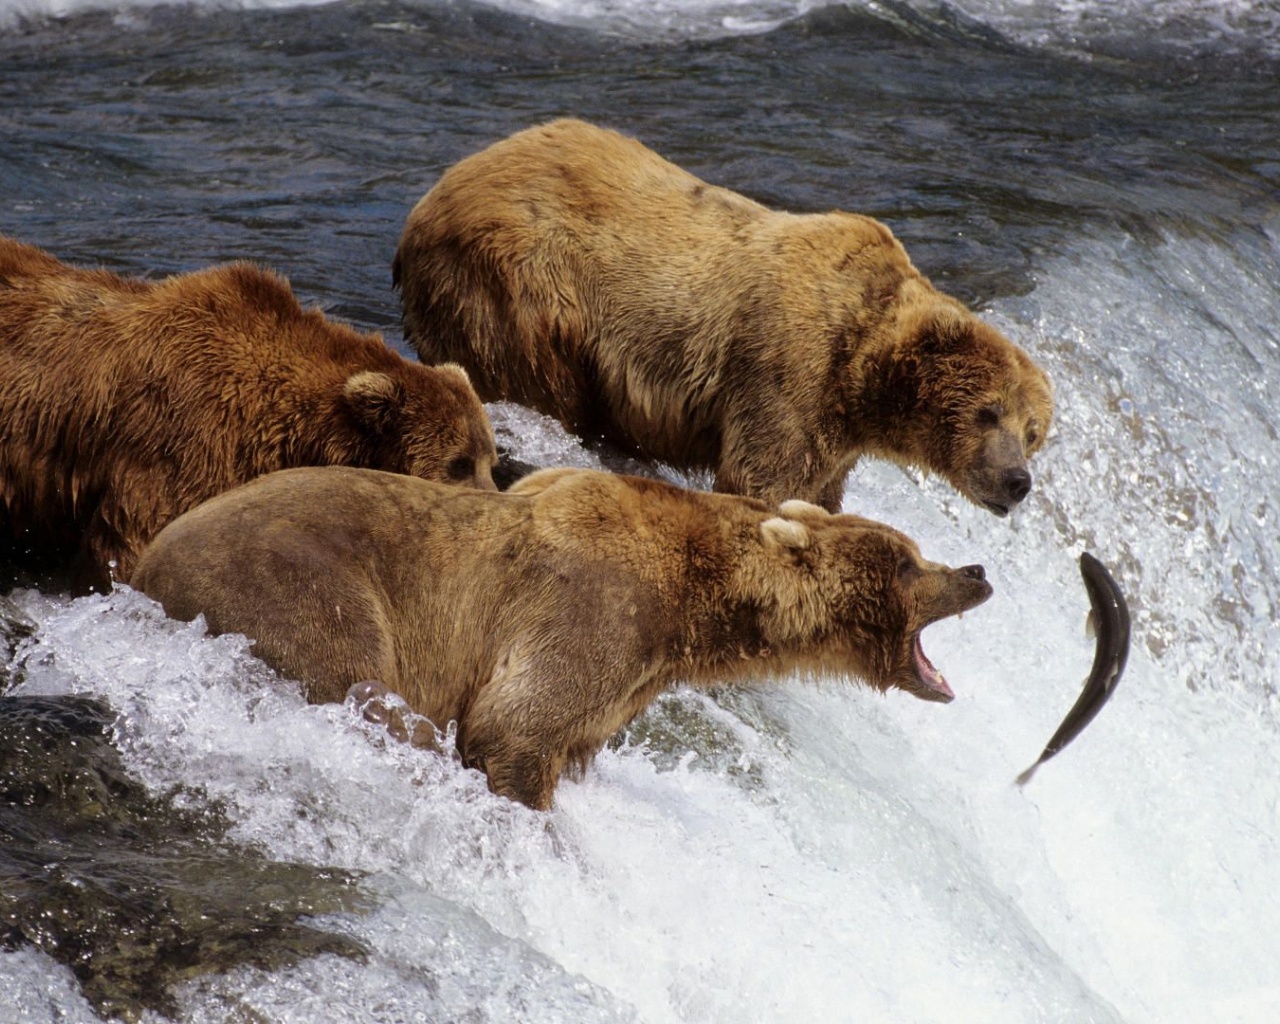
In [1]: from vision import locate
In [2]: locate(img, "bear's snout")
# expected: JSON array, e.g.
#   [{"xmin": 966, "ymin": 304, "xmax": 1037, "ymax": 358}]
[
  {"xmin": 1001, "ymin": 466, "xmax": 1032, "ymax": 504},
  {"xmin": 966, "ymin": 428, "xmax": 1037, "ymax": 517},
  {"xmin": 943, "ymin": 564, "xmax": 994, "ymax": 617}
]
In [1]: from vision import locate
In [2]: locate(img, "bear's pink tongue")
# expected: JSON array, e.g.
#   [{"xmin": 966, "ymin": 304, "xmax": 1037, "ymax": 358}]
[{"xmin": 912, "ymin": 634, "xmax": 955, "ymax": 702}]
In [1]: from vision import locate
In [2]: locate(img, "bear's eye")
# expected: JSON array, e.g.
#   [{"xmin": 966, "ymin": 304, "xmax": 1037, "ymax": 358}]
[
  {"xmin": 1025, "ymin": 424, "xmax": 1041, "ymax": 449},
  {"xmin": 897, "ymin": 555, "xmax": 920, "ymax": 580},
  {"xmin": 976, "ymin": 404, "xmax": 1002, "ymax": 428},
  {"xmin": 446, "ymin": 455, "xmax": 475, "ymax": 480}
]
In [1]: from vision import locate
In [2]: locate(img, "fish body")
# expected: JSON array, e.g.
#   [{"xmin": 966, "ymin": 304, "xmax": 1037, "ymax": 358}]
[{"xmin": 1017, "ymin": 551, "xmax": 1131, "ymax": 785}]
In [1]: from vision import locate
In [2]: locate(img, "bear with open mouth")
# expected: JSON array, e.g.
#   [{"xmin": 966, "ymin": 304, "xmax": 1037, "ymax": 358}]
[{"xmin": 133, "ymin": 465, "xmax": 993, "ymax": 809}]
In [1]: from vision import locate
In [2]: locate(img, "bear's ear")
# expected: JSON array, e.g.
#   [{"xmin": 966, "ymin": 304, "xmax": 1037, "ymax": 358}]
[
  {"xmin": 761, "ymin": 517, "xmax": 811, "ymax": 552},
  {"xmin": 778, "ymin": 499, "xmax": 829, "ymax": 519},
  {"xmin": 343, "ymin": 371, "xmax": 405, "ymax": 433}
]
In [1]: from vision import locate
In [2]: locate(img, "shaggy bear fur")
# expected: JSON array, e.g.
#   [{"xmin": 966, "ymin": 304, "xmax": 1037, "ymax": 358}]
[
  {"xmin": 0, "ymin": 235, "xmax": 497, "ymax": 591},
  {"xmin": 394, "ymin": 118, "xmax": 1052, "ymax": 515},
  {"xmin": 132, "ymin": 465, "xmax": 993, "ymax": 809}
]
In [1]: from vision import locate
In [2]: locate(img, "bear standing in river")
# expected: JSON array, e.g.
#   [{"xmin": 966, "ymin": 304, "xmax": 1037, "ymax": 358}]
[
  {"xmin": 132, "ymin": 465, "xmax": 993, "ymax": 809},
  {"xmin": 0, "ymin": 235, "xmax": 498, "ymax": 591},
  {"xmin": 394, "ymin": 118, "xmax": 1052, "ymax": 514}
]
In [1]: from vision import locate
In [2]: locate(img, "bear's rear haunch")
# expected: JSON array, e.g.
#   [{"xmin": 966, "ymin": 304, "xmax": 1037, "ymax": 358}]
[
  {"xmin": 133, "ymin": 466, "xmax": 993, "ymax": 810},
  {"xmin": 394, "ymin": 117, "xmax": 1053, "ymax": 516}
]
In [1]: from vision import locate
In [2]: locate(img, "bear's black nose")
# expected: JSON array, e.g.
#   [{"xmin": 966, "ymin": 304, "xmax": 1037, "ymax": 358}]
[
  {"xmin": 1002, "ymin": 467, "xmax": 1032, "ymax": 503},
  {"xmin": 959, "ymin": 564, "xmax": 986, "ymax": 581}
]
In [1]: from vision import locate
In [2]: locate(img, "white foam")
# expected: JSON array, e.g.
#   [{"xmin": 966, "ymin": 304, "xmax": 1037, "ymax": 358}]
[{"xmin": 947, "ymin": 0, "xmax": 1280, "ymax": 57}]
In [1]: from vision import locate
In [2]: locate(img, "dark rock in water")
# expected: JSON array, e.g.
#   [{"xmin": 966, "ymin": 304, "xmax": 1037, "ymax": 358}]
[
  {"xmin": 1, "ymin": 596, "xmax": 36, "ymax": 686},
  {"xmin": 613, "ymin": 689, "xmax": 773, "ymax": 794},
  {"xmin": 492, "ymin": 446, "xmax": 542, "ymax": 490},
  {"xmin": 0, "ymin": 693, "xmax": 371, "ymax": 1022}
]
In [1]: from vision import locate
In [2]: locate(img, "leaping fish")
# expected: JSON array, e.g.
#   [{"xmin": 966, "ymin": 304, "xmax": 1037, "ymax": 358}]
[{"xmin": 1016, "ymin": 552, "xmax": 1130, "ymax": 785}]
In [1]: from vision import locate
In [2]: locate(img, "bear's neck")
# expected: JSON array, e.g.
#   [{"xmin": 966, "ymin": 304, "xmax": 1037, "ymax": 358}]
[
  {"xmin": 261, "ymin": 380, "xmax": 377, "ymax": 470},
  {"xmin": 835, "ymin": 333, "xmax": 912, "ymax": 458},
  {"xmin": 674, "ymin": 616, "xmax": 854, "ymax": 691},
  {"xmin": 833, "ymin": 294, "xmax": 955, "ymax": 468},
  {"xmin": 670, "ymin": 544, "xmax": 842, "ymax": 688}
]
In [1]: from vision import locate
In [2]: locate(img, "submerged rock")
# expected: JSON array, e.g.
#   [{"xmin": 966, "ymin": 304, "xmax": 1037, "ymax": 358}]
[
  {"xmin": 0, "ymin": 693, "xmax": 370, "ymax": 1022},
  {"xmin": 1, "ymin": 595, "xmax": 35, "ymax": 685}
]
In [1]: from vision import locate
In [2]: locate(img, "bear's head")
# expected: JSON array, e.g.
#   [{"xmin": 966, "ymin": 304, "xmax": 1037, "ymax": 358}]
[
  {"xmin": 759, "ymin": 500, "xmax": 993, "ymax": 702},
  {"xmin": 873, "ymin": 309, "xmax": 1053, "ymax": 517},
  {"xmin": 342, "ymin": 363, "xmax": 498, "ymax": 490}
]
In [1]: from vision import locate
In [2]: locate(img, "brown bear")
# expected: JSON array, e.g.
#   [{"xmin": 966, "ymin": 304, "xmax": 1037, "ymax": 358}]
[
  {"xmin": 0, "ymin": 235, "xmax": 498, "ymax": 592},
  {"xmin": 393, "ymin": 117, "xmax": 1053, "ymax": 515},
  {"xmin": 131, "ymin": 464, "xmax": 993, "ymax": 809}
]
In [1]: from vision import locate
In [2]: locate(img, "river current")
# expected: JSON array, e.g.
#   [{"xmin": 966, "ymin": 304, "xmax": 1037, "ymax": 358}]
[{"xmin": 1, "ymin": 1, "xmax": 1278, "ymax": 1021}]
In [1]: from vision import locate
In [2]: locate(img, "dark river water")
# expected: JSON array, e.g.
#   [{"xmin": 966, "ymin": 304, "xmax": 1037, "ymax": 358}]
[
  {"xmin": 2, "ymin": 2, "xmax": 1279, "ymax": 1021},
  {"xmin": 3, "ymin": 0, "xmax": 1277, "ymax": 320}
]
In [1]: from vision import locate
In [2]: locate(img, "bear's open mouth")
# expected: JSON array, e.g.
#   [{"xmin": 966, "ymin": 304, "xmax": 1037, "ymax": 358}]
[{"xmin": 911, "ymin": 633, "xmax": 955, "ymax": 703}]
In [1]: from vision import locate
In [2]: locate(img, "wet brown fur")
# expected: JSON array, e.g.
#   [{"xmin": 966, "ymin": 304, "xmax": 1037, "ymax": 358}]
[
  {"xmin": 0, "ymin": 235, "xmax": 498, "ymax": 591},
  {"xmin": 394, "ymin": 118, "xmax": 1053, "ymax": 513},
  {"xmin": 132, "ymin": 465, "xmax": 992, "ymax": 809}
]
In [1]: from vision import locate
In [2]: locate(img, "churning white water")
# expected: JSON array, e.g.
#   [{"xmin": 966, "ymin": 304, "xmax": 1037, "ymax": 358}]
[{"xmin": 4, "ymin": 212, "xmax": 1279, "ymax": 1022}]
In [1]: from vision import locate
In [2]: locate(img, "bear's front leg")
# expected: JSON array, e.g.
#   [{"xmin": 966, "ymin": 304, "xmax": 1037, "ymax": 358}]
[
  {"xmin": 814, "ymin": 471, "xmax": 850, "ymax": 514},
  {"xmin": 460, "ymin": 628, "xmax": 647, "ymax": 809},
  {"xmin": 459, "ymin": 645, "xmax": 576, "ymax": 810},
  {"xmin": 472, "ymin": 739, "xmax": 566, "ymax": 811},
  {"xmin": 77, "ymin": 517, "xmax": 132, "ymax": 594},
  {"xmin": 715, "ymin": 426, "xmax": 834, "ymax": 509}
]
